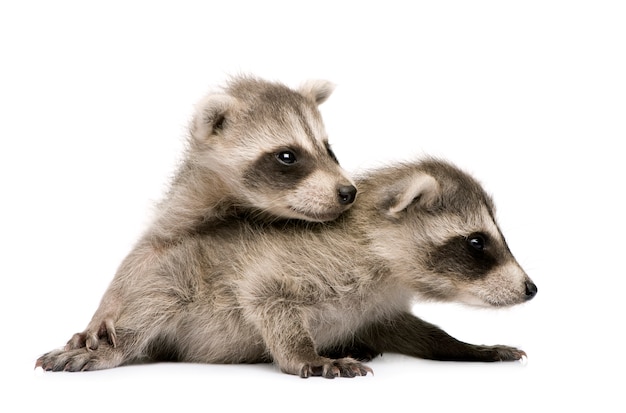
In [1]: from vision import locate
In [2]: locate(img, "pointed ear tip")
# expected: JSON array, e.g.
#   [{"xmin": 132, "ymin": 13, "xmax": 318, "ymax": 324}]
[
  {"xmin": 190, "ymin": 93, "xmax": 237, "ymax": 139},
  {"xmin": 318, "ymin": 79, "xmax": 336, "ymax": 90},
  {"xmin": 299, "ymin": 79, "xmax": 336, "ymax": 103},
  {"xmin": 385, "ymin": 172, "xmax": 441, "ymax": 215},
  {"xmin": 194, "ymin": 94, "xmax": 236, "ymax": 121}
]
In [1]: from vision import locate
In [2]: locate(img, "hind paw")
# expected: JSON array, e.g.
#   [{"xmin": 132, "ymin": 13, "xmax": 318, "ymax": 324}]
[{"xmin": 477, "ymin": 344, "xmax": 527, "ymax": 361}]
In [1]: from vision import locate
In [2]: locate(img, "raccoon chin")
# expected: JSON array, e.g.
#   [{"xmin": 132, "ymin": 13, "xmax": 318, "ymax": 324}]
[
  {"xmin": 456, "ymin": 291, "xmax": 527, "ymax": 309},
  {"xmin": 455, "ymin": 292, "xmax": 497, "ymax": 309},
  {"xmin": 288, "ymin": 207, "xmax": 343, "ymax": 223}
]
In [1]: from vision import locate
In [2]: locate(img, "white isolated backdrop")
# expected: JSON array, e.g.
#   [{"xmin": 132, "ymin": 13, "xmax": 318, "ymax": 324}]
[{"xmin": 1, "ymin": 1, "xmax": 624, "ymax": 412}]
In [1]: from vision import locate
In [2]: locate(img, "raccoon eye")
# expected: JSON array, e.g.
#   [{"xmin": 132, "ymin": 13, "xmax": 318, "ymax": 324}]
[
  {"xmin": 276, "ymin": 150, "xmax": 297, "ymax": 165},
  {"xmin": 467, "ymin": 234, "xmax": 486, "ymax": 251}
]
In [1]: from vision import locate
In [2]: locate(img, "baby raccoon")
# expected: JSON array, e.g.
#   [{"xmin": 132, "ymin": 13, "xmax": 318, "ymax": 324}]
[
  {"xmin": 62, "ymin": 75, "xmax": 356, "ymax": 352},
  {"xmin": 37, "ymin": 158, "xmax": 536, "ymax": 378},
  {"xmin": 157, "ymin": 74, "xmax": 357, "ymax": 238}
]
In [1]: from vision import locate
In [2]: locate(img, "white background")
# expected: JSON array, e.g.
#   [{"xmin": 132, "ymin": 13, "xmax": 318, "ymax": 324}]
[{"xmin": 2, "ymin": 1, "xmax": 625, "ymax": 411}]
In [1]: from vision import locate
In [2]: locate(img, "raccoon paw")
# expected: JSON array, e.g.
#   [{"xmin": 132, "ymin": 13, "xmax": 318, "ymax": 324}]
[
  {"xmin": 65, "ymin": 319, "xmax": 117, "ymax": 351},
  {"xmin": 298, "ymin": 357, "xmax": 373, "ymax": 379},
  {"xmin": 36, "ymin": 345, "xmax": 120, "ymax": 372},
  {"xmin": 476, "ymin": 344, "xmax": 527, "ymax": 362},
  {"xmin": 37, "ymin": 348, "xmax": 90, "ymax": 372}
]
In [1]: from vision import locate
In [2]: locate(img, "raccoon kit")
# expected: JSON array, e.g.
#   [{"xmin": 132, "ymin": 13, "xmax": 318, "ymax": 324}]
[
  {"xmin": 37, "ymin": 158, "xmax": 536, "ymax": 378},
  {"xmin": 60, "ymin": 76, "xmax": 356, "ymax": 353}
]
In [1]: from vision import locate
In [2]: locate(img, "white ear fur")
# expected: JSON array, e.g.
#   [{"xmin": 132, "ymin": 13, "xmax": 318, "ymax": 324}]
[
  {"xmin": 387, "ymin": 173, "xmax": 440, "ymax": 218},
  {"xmin": 191, "ymin": 93, "xmax": 237, "ymax": 141},
  {"xmin": 298, "ymin": 79, "xmax": 336, "ymax": 105}
]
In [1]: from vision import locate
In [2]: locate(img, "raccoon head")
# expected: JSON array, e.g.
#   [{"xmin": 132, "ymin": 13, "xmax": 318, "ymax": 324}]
[
  {"xmin": 370, "ymin": 159, "xmax": 537, "ymax": 307},
  {"xmin": 189, "ymin": 77, "xmax": 356, "ymax": 222}
]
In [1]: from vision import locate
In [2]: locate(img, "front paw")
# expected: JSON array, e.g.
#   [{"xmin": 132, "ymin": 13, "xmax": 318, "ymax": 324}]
[
  {"xmin": 36, "ymin": 344, "xmax": 120, "ymax": 372},
  {"xmin": 36, "ymin": 348, "xmax": 95, "ymax": 372},
  {"xmin": 297, "ymin": 357, "xmax": 373, "ymax": 379}
]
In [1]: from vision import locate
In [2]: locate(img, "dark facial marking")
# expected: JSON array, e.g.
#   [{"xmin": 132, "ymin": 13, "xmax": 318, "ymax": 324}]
[
  {"xmin": 243, "ymin": 145, "xmax": 315, "ymax": 190},
  {"xmin": 254, "ymin": 84, "xmax": 321, "ymax": 146},
  {"xmin": 213, "ymin": 114, "xmax": 226, "ymax": 132},
  {"xmin": 325, "ymin": 142, "xmax": 339, "ymax": 164},
  {"xmin": 426, "ymin": 232, "xmax": 500, "ymax": 279},
  {"xmin": 261, "ymin": 85, "xmax": 331, "ymax": 162}
]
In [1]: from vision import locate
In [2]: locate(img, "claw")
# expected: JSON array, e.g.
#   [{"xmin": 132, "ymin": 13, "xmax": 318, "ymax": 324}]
[
  {"xmin": 519, "ymin": 354, "xmax": 528, "ymax": 366},
  {"xmin": 105, "ymin": 319, "xmax": 118, "ymax": 348}
]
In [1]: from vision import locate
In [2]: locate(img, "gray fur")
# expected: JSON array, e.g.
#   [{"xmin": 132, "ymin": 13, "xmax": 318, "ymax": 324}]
[
  {"xmin": 60, "ymin": 76, "xmax": 356, "ymax": 352},
  {"xmin": 36, "ymin": 158, "xmax": 536, "ymax": 378}
]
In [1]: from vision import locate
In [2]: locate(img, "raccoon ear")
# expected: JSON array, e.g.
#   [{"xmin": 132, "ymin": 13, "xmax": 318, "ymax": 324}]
[
  {"xmin": 191, "ymin": 93, "xmax": 237, "ymax": 141},
  {"xmin": 385, "ymin": 173, "xmax": 441, "ymax": 218},
  {"xmin": 298, "ymin": 80, "xmax": 336, "ymax": 105}
]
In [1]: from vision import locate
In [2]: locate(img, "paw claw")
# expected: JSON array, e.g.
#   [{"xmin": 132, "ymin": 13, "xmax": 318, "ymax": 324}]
[
  {"xmin": 298, "ymin": 358, "xmax": 372, "ymax": 379},
  {"xmin": 519, "ymin": 354, "xmax": 528, "ymax": 365}
]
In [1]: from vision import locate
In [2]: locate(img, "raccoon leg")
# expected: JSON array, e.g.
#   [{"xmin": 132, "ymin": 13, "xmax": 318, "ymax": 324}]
[
  {"xmin": 319, "ymin": 340, "xmax": 381, "ymax": 361},
  {"xmin": 252, "ymin": 304, "xmax": 372, "ymax": 378},
  {"xmin": 64, "ymin": 240, "xmax": 165, "ymax": 351},
  {"xmin": 64, "ymin": 290, "xmax": 120, "ymax": 351},
  {"xmin": 358, "ymin": 312, "xmax": 526, "ymax": 362}
]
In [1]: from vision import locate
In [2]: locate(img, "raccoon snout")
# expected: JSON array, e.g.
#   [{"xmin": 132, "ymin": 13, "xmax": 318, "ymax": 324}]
[
  {"xmin": 337, "ymin": 185, "xmax": 357, "ymax": 205},
  {"xmin": 524, "ymin": 280, "xmax": 538, "ymax": 300}
]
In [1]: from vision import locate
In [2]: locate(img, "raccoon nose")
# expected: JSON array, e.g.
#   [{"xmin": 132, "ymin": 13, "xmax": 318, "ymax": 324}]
[
  {"xmin": 524, "ymin": 281, "xmax": 538, "ymax": 300},
  {"xmin": 337, "ymin": 185, "xmax": 357, "ymax": 205}
]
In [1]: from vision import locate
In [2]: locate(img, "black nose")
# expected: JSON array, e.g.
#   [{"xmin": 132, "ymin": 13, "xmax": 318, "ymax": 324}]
[
  {"xmin": 337, "ymin": 185, "xmax": 357, "ymax": 205},
  {"xmin": 525, "ymin": 281, "xmax": 538, "ymax": 300}
]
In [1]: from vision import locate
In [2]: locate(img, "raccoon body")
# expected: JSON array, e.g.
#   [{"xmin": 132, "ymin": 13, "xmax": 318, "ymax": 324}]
[
  {"xmin": 62, "ymin": 76, "xmax": 356, "ymax": 352},
  {"xmin": 37, "ymin": 158, "xmax": 536, "ymax": 378}
]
